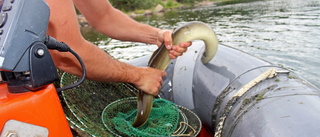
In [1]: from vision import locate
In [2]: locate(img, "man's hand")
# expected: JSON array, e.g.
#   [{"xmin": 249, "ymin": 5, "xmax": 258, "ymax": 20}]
[
  {"xmin": 133, "ymin": 67, "xmax": 166, "ymax": 96},
  {"xmin": 133, "ymin": 29, "xmax": 192, "ymax": 96},
  {"xmin": 157, "ymin": 30, "xmax": 192, "ymax": 59}
]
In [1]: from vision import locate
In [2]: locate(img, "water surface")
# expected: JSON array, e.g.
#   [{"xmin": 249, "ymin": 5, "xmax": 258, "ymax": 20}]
[{"xmin": 81, "ymin": 0, "xmax": 320, "ymax": 87}]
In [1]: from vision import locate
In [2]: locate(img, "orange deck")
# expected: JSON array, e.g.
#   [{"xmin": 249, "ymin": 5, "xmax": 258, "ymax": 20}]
[{"xmin": 0, "ymin": 83, "xmax": 72, "ymax": 136}]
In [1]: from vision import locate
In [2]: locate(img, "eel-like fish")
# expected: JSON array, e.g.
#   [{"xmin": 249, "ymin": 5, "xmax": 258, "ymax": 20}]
[{"xmin": 132, "ymin": 21, "xmax": 219, "ymax": 127}]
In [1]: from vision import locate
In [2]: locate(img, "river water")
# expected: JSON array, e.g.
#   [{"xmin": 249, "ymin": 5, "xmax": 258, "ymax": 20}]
[{"xmin": 81, "ymin": 0, "xmax": 320, "ymax": 88}]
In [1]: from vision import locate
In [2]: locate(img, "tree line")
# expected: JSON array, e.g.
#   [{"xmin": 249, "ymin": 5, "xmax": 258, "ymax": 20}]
[{"xmin": 109, "ymin": 0, "xmax": 205, "ymax": 12}]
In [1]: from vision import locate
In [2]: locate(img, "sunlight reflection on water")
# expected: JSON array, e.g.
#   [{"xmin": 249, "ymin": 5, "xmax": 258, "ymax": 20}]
[{"xmin": 83, "ymin": 0, "xmax": 320, "ymax": 87}]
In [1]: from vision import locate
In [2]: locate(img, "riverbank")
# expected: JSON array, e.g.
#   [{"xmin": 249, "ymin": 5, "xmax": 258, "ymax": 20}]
[
  {"xmin": 126, "ymin": 0, "xmax": 217, "ymax": 18},
  {"xmin": 78, "ymin": 0, "xmax": 218, "ymax": 27}
]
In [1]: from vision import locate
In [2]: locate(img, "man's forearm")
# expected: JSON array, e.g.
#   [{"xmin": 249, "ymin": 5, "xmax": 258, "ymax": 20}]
[
  {"xmin": 50, "ymin": 39, "xmax": 141, "ymax": 84},
  {"xmin": 74, "ymin": 0, "xmax": 162, "ymax": 45}
]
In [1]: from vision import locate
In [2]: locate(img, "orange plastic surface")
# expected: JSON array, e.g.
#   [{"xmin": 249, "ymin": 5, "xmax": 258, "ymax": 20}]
[
  {"xmin": 198, "ymin": 125, "xmax": 214, "ymax": 137},
  {"xmin": 0, "ymin": 83, "xmax": 72, "ymax": 137}
]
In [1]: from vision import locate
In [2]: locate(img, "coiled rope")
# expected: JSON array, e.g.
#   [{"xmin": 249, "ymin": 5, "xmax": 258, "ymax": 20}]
[{"xmin": 214, "ymin": 68, "xmax": 277, "ymax": 137}]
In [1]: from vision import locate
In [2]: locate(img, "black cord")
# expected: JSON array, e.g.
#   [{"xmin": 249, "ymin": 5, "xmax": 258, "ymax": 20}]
[
  {"xmin": 56, "ymin": 48, "xmax": 86, "ymax": 92},
  {"xmin": 44, "ymin": 35, "xmax": 86, "ymax": 92}
]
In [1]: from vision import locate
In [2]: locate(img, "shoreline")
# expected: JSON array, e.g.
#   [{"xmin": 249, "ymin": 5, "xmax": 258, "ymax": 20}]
[
  {"xmin": 127, "ymin": 1, "xmax": 216, "ymax": 18},
  {"xmin": 78, "ymin": 0, "xmax": 217, "ymax": 27}
]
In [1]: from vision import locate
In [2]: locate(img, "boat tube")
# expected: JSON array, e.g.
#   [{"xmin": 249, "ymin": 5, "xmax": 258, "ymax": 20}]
[
  {"xmin": 0, "ymin": 0, "xmax": 318, "ymax": 135},
  {"xmin": 129, "ymin": 41, "xmax": 320, "ymax": 136}
]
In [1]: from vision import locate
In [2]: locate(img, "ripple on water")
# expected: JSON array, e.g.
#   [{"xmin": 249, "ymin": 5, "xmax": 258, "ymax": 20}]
[{"xmin": 87, "ymin": 0, "xmax": 320, "ymax": 87}]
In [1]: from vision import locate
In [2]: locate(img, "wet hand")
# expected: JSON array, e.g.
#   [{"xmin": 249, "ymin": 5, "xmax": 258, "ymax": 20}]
[
  {"xmin": 158, "ymin": 30, "xmax": 192, "ymax": 59},
  {"xmin": 134, "ymin": 67, "xmax": 166, "ymax": 96},
  {"xmin": 168, "ymin": 41, "xmax": 192, "ymax": 59}
]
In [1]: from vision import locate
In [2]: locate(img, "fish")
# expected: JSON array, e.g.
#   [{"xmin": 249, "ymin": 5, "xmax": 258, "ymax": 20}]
[{"xmin": 132, "ymin": 21, "xmax": 219, "ymax": 128}]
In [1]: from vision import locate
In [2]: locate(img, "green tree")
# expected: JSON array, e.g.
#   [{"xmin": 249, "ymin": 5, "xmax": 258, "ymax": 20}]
[
  {"xmin": 109, "ymin": 0, "xmax": 161, "ymax": 12},
  {"xmin": 176, "ymin": 0, "xmax": 203, "ymax": 3}
]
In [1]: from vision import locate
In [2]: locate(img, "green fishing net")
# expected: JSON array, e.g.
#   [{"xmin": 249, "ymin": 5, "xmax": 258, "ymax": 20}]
[
  {"xmin": 60, "ymin": 72, "xmax": 202, "ymax": 137},
  {"xmin": 60, "ymin": 72, "xmax": 137, "ymax": 136},
  {"xmin": 102, "ymin": 97, "xmax": 180, "ymax": 136}
]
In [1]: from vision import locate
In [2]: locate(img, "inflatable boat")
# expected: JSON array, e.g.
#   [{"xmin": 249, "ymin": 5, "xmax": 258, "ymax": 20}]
[
  {"xmin": 130, "ymin": 41, "xmax": 320, "ymax": 136},
  {"xmin": 0, "ymin": 0, "xmax": 319, "ymax": 136}
]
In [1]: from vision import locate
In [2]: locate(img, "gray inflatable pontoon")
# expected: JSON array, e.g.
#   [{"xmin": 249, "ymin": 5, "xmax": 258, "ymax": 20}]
[{"xmin": 129, "ymin": 41, "xmax": 320, "ymax": 137}]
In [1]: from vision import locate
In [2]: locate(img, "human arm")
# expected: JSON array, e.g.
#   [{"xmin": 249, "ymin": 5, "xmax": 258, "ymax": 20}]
[
  {"xmin": 73, "ymin": 0, "xmax": 192, "ymax": 59},
  {"xmin": 46, "ymin": 0, "xmax": 165, "ymax": 95}
]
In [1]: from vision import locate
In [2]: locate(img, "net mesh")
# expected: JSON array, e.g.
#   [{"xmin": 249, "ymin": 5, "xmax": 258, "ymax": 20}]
[
  {"xmin": 60, "ymin": 72, "xmax": 137, "ymax": 136},
  {"xmin": 102, "ymin": 97, "xmax": 180, "ymax": 136},
  {"xmin": 60, "ymin": 72, "xmax": 202, "ymax": 136}
]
